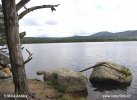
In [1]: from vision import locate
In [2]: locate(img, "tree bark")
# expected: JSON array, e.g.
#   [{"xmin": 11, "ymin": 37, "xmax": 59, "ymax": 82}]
[
  {"xmin": 1, "ymin": 0, "xmax": 60, "ymax": 99},
  {"xmin": 16, "ymin": 0, "xmax": 30, "ymax": 11},
  {"xmin": 1, "ymin": 0, "xmax": 29, "ymax": 99}
]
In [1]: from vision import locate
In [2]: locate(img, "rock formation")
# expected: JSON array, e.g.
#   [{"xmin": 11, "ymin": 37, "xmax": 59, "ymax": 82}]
[{"xmin": 89, "ymin": 62, "xmax": 132, "ymax": 85}]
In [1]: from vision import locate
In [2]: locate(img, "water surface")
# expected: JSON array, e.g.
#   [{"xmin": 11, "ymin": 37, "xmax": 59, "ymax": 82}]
[{"xmin": 23, "ymin": 42, "xmax": 137, "ymax": 100}]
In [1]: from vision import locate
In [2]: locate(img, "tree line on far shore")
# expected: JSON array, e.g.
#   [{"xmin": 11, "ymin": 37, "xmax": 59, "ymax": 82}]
[{"xmin": 20, "ymin": 35, "xmax": 137, "ymax": 44}]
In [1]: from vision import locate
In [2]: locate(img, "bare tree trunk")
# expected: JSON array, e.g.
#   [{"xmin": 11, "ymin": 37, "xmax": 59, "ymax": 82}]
[
  {"xmin": 1, "ymin": 0, "xmax": 60, "ymax": 99},
  {"xmin": 1, "ymin": 0, "xmax": 29, "ymax": 99}
]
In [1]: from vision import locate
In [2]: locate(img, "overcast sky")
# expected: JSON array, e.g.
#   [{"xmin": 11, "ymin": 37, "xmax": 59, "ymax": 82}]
[{"xmin": 1, "ymin": 0, "xmax": 137, "ymax": 37}]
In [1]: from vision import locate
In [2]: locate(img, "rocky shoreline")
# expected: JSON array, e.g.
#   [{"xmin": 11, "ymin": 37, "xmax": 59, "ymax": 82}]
[
  {"xmin": 0, "ymin": 53, "xmax": 88, "ymax": 99},
  {"xmin": 0, "ymin": 53, "xmax": 133, "ymax": 100},
  {"xmin": 0, "ymin": 78, "xmax": 87, "ymax": 100}
]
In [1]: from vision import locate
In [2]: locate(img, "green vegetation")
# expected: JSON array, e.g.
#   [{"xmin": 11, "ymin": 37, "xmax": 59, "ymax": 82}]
[
  {"xmin": 46, "ymin": 80, "xmax": 87, "ymax": 100},
  {"xmin": 46, "ymin": 79, "xmax": 68, "ymax": 93},
  {"xmin": 20, "ymin": 30, "xmax": 137, "ymax": 44},
  {"xmin": 0, "ymin": 5, "xmax": 26, "ymax": 45},
  {"xmin": 20, "ymin": 35, "xmax": 137, "ymax": 44},
  {"xmin": 120, "ymin": 67, "xmax": 131, "ymax": 76},
  {"xmin": 59, "ymin": 95, "xmax": 87, "ymax": 100},
  {"xmin": 0, "ymin": 5, "xmax": 6, "ymax": 45},
  {"xmin": 60, "ymin": 95, "xmax": 73, "ymax": 100},
  {"xmin": 28, "ymin": 78, "xmax": 40, "ymax": 81}
]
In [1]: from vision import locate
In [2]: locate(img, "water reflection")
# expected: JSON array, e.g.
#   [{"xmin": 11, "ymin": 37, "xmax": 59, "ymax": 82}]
[{"xmin": 91, "ymin": 83, "xmax": 129, "ymax": 91}]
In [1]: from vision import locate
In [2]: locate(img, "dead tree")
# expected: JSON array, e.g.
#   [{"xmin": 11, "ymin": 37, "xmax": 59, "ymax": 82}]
[{"xmin": 1, "ymin": 0, "xmax": 59, "ymax": 99}]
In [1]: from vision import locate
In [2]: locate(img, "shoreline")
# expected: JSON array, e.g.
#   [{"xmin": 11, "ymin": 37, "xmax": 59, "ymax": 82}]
[{"xmin": 0, "ymin": 78, "xmax": 87, "ymax": 100}]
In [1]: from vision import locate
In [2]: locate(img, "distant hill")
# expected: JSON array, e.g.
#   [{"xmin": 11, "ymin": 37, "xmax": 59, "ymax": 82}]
[
  {"xmin": 21, "ymin": 30, "xmax": 137, "ymax": 44},
  {"xmin": 90, "ymin": 30, "xmax": 137, "ymax": 39},
  {"xmin": 91, "ymin": 31, "xmax": 113, "ymax": 37}
]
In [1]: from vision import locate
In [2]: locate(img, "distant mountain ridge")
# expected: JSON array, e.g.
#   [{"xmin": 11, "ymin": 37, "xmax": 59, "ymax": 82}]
[
  {"xmin": 90, "ymin": 30, "xmax": 137, "ymax": 38},
  {"xmin": 21, "ymin": 30, "xmax": 137, "ymax": 44}
]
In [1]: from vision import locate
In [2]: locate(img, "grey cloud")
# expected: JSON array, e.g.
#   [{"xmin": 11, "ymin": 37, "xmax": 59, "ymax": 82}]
[
  {"xmin": 45, "ymin": 20, "xmax": 57, "ymax": 25},
  {"xmin": 23, "ymin": 19, "xmax": 40, "ymax": 26}
]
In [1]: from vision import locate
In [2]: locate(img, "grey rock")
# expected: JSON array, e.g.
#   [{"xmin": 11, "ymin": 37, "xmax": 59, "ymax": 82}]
[
  {"xmin": 37, "ymin": 68, "xmax": 87, "ymax": 92},
  {"xmin": 89, "ymin": 62, "xmax": 132, "ymax": 84}
]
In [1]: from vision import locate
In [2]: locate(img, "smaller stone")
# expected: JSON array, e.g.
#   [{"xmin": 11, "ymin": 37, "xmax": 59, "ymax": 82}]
[
  {"xmin": 0, "ymin": 71, "xmax": 11, "ymax": 79},
  {"xmin": 1, "ymin": 68, "xmax": 12, "ymax": 77},
  {"xmin": 37, "ymin": 71, "xmax": 45, "ymax": 75}
]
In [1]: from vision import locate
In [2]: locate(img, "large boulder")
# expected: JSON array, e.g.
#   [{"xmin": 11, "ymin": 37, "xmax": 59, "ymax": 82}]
[
  {"xmin": 89, "ymin": 62, "xmax": 132, "ymax": 85},
  {"xmin": 37, "ymin": 68, "xmax": 87, "ymax": 92}
]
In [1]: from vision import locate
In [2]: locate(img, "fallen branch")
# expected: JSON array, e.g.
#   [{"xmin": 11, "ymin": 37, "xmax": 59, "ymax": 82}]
[
  {"xmin": 79, "ymin": 62, "xmax": 106, "ymax": 72},
  {"xmin": 24, "ymin": 49, "xmax": 32, "ymax": 64},
  {"xmin": 18, "ymin": 4, "xmax": 60, "ymax": 20}
]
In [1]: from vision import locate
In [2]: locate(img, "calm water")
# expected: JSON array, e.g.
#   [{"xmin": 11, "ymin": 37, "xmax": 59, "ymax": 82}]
[{"xmin": 23, "ymin": 42, "xmax": 137, "ymax": 100}]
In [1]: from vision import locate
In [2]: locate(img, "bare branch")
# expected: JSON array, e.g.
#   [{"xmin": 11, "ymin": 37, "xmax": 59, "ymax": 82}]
[
  {"xmin": 24, "ymin": 49, "xmax": 32, "ymax": 64},
  {"xmin": 18, "ymin": 4, "xmax": 60, "ymax": 20},
  {"xmin": 16, "ymin": 0, "xmax": 30, "ymax": 11},
  {"xmin": 79, "ymin": 62, "xmax": 106, "ymax": 72}
]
